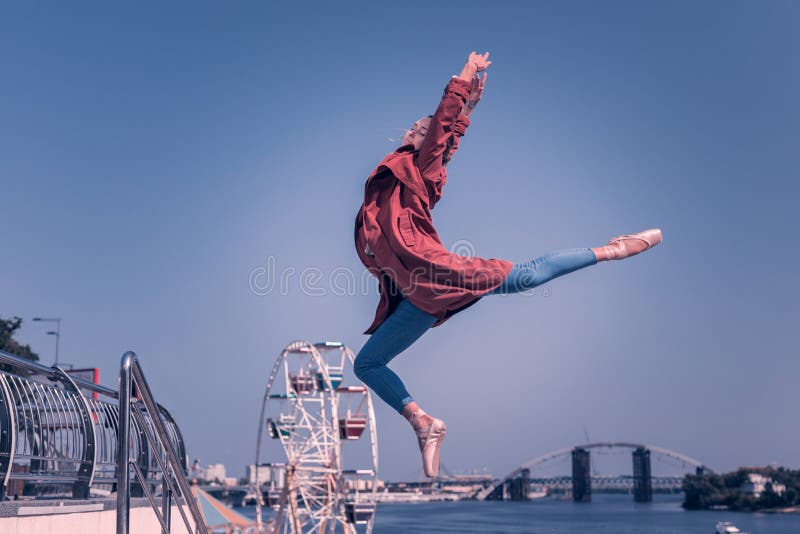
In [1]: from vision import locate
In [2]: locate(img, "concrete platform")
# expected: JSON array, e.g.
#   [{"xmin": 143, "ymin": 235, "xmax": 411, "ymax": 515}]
[{"xmin": 0, "ymin": 497, "xmax": 195, "ymax": 534}]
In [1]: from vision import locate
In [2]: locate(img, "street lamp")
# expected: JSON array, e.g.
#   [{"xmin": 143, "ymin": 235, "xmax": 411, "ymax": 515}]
[{"xmin": 32, "ymin": 317, "xmax": 61, "ymax": 366}]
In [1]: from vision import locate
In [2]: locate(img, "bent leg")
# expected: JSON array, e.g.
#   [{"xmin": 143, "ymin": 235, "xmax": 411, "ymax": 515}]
[
  {"xmin": 489, "ymin": 248, "xmax": 598, "ymax": 295},
  {"xmin": 354, "ymin": 299, "xmax": 437, "ymax": 413}
]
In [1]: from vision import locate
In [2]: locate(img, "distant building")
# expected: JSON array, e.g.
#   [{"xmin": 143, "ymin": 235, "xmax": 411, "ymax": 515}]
[
  {"xmin": 203, "ymin": 463, "xmax": 227, "ymax": 484},
  {"xmin": 247, "ymin": 463, "xmax": 286, "ymax": 488},
  {"xmin": 190, "ymin": 458, "xmax": 201, "ymax": 477},
  {"xmin": 247, "ymin": 464, "xmax": 274, "ymax": 485},
  {"xmin": 344, "ymin": 478, "xmax": 379, "ymax": 491},
  {"xmin": 740, "ymin": 473, "xmax": 786, "ymax": 498}
]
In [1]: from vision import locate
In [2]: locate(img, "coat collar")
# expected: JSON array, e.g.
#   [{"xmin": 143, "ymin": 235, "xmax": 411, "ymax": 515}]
[{"xmin": 371, "ymin": 148, "xmax": 431, "ymax": 208}]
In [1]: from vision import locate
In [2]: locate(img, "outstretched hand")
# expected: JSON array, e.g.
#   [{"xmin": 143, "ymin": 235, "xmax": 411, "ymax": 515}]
[{"xmin": 458, "ymin": 51, "xmax": 491, "ymax": 82}]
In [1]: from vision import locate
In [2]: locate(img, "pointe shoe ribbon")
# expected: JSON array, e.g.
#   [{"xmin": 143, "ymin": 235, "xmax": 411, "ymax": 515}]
[
  {"xmin": 604, "ymin": 228, "xmax": 662, "ymax": 260},
  {"xmin": 415, "ymin": 418, "xmax": 447, "ymax": 478}
]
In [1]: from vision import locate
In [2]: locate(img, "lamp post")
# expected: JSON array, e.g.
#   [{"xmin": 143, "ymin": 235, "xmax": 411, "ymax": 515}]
[{"xmin": 32, "ymin": 317, "xmax": 61, "ymax": 366}]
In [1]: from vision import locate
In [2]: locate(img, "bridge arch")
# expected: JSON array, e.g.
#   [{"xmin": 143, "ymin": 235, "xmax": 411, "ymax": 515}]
[{"xmin": 476, "ymin": 442, "xmax": 711, "ymax": 501}]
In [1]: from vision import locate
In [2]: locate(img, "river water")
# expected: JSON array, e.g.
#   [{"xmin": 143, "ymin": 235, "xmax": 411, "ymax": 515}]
[{"xmin": 243, "ymin": 494, "xmax": 800, "ymax": 533}]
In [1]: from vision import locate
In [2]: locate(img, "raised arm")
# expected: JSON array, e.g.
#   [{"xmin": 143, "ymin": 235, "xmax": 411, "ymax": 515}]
[
  {"xmin": 445, "ymin": 72, "xmax": 487, "ymax": 164},
  {"xmin": 417, "ymin": 52, "xmax": 491, "ymax": 180}
]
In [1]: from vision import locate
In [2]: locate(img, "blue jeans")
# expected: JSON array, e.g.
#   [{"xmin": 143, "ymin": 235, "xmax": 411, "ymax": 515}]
[{"xmin": 353, "ymin": 248, "xmax": 597, "ymax": 413}]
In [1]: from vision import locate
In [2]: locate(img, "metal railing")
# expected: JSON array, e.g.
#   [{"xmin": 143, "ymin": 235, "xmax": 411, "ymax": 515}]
[
  {"xmin": 117, "ymin": 351, "xmax": 207, "ymax": 534},
  {"xmin": 0, "ymin": 349, "xmax": 201, "ymax": 532}
]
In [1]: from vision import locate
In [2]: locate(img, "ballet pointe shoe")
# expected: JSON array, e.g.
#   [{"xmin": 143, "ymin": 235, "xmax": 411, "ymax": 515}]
[
  {"xmin": 599, "ymin": 228, "xmax": 662, "ymax": 260},
  {"xmin": 414, "ymin": 417, "xmax": 447, "ymax": 478}
]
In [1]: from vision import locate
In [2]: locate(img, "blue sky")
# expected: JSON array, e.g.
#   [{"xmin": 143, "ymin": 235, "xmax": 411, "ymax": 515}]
[{"xmin": 2, "ymin": 1, "xmax": 798, "ymax": 481}]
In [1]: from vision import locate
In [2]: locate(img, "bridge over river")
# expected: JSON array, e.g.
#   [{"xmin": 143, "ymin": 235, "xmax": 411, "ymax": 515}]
[{"xmin": 477, "ymin": 442, "xmax": 711, "ymax": 503}]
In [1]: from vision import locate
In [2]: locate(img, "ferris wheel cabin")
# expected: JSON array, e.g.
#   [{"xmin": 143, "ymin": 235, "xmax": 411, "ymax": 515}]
[
  {"xmin": 343, "ymin": 470, "xmax": 377, "ymax": 524},
  {"xmin": 337, "ymin": 385, "xmax": 369, "ymax": 440}
]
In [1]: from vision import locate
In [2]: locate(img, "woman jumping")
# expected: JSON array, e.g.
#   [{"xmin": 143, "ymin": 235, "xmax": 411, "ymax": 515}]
[{"xmin": 353, "ymin": 52, "xmax": 662, "ymax": 478}]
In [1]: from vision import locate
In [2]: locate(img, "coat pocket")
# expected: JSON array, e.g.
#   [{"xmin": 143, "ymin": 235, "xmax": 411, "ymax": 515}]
[{"xmin": 397, "ymin": 211, "xmax": 416, "ymax": 247}]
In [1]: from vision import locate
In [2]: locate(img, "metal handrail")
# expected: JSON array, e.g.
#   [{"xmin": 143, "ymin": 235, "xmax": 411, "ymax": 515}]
[
  {"xmin": 116, "ymin": 351, "xmax": 207, "ymax": 534},
  {"xmin": 0, "ymin": 349, "xmax": 124, "ymax": 498},
  {"xmin": 0, "ymin": 350, "xmax": 118, "ymax": 399},
  {"xmin": 0, "ymin": 349, "xmax": 191, "ymax": 516}
]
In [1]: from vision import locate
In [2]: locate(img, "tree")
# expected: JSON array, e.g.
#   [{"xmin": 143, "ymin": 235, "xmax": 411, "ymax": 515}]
[
  {"xmin": 683, "ymin": 467, "xmax": 800, "ymax": 511},
  {"xmin": 0, "ymin": 316, "xmax": 39, "ymax": 362}
]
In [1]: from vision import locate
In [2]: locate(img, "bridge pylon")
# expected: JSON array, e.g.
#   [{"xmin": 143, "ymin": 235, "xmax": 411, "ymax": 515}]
[
  {"xmin": 509, "ymin": 468, "xmax": 530, "ymax": 501},
  {"xmin": 632, "ymin": 447, "xmax": 653, "ymax": 502},
  {"xmin": 571, "ymin": 447, "xmax": 591, "ymax": 502}
]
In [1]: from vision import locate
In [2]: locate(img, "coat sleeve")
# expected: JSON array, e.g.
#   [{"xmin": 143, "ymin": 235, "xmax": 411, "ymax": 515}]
[
  {"xmin": 445, "ymin": 113, "xmax": 471, "ymax": 163},
  {"xmin": 417, "ymin": 77, "xmax": 471, "ymax": 183}
]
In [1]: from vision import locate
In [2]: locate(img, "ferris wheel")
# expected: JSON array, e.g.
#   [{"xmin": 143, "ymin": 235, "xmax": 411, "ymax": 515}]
[{"xmin": 254, "ymin": 341, "xmax": 379, "ymax": 534}]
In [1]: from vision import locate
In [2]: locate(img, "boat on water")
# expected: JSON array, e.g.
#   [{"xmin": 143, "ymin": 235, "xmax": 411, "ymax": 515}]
[{"xmin": 716, "ymin": 521, "xmax": 749, "ymax": 534}]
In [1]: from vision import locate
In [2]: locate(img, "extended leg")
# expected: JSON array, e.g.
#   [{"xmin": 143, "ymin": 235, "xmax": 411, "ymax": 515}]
[
  {"xmin": 489, "ymin": 248, "xmax": 598, "ymax": 295},
  {"xmin": 489, "ymin": 229, "xmax": 663, "ymax": 295},
  {"xmin": 353, "ymin": 298, "xmax": 437, "ymax": 413}
]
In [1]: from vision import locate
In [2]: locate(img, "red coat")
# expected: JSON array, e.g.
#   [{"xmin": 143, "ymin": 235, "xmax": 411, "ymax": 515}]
[{"xmin": 355, "ymin": 77, "xmax": 513, "ymax": 334}]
